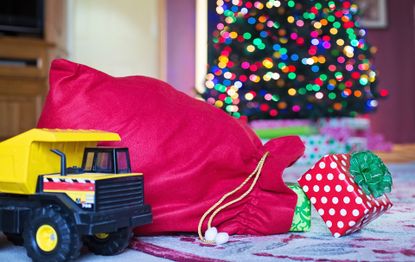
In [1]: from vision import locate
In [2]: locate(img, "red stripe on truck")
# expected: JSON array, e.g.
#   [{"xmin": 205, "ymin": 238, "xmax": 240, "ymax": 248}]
[{"xmin": 43, "ymin": 182, "xmax": 95, "ymax": 191}]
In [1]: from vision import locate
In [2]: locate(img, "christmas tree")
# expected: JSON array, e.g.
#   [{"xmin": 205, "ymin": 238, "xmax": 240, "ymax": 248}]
[{"xmin": 198, "ymin": 0, "xmax": 387, "ymax": 120}]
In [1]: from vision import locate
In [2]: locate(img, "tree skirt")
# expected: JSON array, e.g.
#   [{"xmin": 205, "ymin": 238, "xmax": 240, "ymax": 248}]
[{"xmin": 130, "ymin": 162, "xmax": 415, "ymax": 261}]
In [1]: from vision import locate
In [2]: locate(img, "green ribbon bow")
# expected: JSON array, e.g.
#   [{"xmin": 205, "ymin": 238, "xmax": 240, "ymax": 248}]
[{"xmin": 350, "ymin": 151, "xmax": 392, "ymax": 198}]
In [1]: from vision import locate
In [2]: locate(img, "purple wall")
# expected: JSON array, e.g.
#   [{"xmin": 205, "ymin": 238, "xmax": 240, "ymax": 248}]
[
  {"xmin": 166, "ymin": 0, "xmax": 196, "ymax": 95},
  {"xmin": 367, "ymin": 0, "xmax": 415, "ymax": 143},
  {"xmin": 166, "ymin": 0, "xmax": 415, "ymax": 143}
]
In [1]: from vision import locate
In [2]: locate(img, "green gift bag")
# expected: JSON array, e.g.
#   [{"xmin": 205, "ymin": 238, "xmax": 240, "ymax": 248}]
[{"xmin": 288, "ymin": 183, "xmax": 311, "ymax": 232}]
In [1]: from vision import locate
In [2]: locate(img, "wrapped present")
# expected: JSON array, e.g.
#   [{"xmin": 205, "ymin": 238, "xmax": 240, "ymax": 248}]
[
  {"xmin": 346, "ymin": 137, "xmax": 368, "ymax": 153},
  {"xmin": 288, "ymin": 184, "xmax": 311, "ymax": 232},
  {"xmin": 294, "ymin": 135, "xmax": 348, "ymax": 166},
  {"xmin": 318, "ymin": 117, "xmax": 392, "ymax": 152},
  {"xmin": 367, "ymin": 133, "xmax": 393, "ymax": 152},
  {"xmin": 319, "ymin": 126, "xmax": 352, "ymax": 142},
  {"xmin": 298, "ymin": 151, "xmax": 393, "ymax": 237},
  {"xmin": 319, "ymin": 117, "xmax": 371, "ymax": 144},
  {"xmin": 318, "ymin": 117, "xmax": 371, "ymax": 131},
  {"xmin": 250, "ymin": 119, "xmax": 313, "ymax": 129},
  {"xmin": 254, "ymin": 126, "xmax": 318, "ymax": 139}
]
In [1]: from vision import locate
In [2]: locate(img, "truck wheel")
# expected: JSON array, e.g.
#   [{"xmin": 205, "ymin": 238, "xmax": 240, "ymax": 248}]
[
  {"xmin": 23, "ymin": 206, "xmax": 82, "ymax": 262},
  {"xmin": 84, "ymin": 227, "xmax": 132, "ymax": 256},
  {"xmin": 4, "ymin": 233, "xmax": 24, "ymax": 246}
]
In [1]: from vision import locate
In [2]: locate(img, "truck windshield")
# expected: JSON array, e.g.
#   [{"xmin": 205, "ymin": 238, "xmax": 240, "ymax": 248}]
[
  {"xmin": 83, "ymin": 151, "xmax": 114, "ymax": 173},
  {"xmin": 82, "ymin": 148, "xmax": 131, "ymax": 174},
  {"xmin": 95, "ymin": 152, "xmax": 114, "ymax": 173}
]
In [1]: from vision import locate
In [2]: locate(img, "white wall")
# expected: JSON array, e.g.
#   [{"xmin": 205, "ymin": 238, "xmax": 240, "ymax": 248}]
[{"xmin": 67, "ymin": 0, "xmax": 161, "ymax": 77}]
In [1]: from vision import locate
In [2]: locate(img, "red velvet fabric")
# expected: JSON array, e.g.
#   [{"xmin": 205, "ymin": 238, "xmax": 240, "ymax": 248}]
[{"xmin": 38, "ymin": 59, "xmax": 305, "ymax": 235}]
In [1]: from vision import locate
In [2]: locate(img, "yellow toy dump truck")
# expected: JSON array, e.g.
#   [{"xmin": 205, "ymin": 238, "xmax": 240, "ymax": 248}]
[{"xmin": 0, "ymin": 128, "xmax": 152, "ymax": 261}]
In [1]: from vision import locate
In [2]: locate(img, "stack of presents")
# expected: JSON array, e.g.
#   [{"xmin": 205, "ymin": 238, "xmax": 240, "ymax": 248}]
[
  {"xmin": 252, "ymin": 117, "xmax": 392, "ymax": 166},
  {"xmin": 254, "ymin": 118, "xmax": 393, "ymax": 237}
]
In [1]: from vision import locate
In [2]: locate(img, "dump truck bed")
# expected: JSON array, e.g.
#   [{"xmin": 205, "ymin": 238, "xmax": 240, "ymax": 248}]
[{"xmin": 0, "ymin": 128, "xmax": 121, "ymax": 194}]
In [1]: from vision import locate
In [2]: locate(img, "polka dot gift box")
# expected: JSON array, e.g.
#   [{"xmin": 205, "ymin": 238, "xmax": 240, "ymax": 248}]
[{"xmin": 298, "ymin": 151, "xmax": 393, "ymax": 238}]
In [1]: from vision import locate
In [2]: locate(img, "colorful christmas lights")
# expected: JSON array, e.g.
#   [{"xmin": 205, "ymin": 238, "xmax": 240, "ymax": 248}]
[{"xmin": 199, "ymin": 0, "xmax": 385, "ymax": 120}]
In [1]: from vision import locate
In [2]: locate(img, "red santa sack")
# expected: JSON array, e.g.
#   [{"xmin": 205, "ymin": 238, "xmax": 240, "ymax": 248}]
[{"xmin": 38, "ymin": 59, "xmax": 305, "ymax": 236}]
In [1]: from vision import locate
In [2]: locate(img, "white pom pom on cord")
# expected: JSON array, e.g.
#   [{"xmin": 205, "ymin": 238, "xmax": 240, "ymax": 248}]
[
  {"xmin": 215, "ymin": 232, "xmax": 229, "ymax": 245},
  {"xmin": 204, "ymin": 227, "xmax": 218, "ymax": 242},
  {"xmin": 198, "ymin": 153, "xmax": 270, "ymax": 246},
  {"xmin": 203, "ymin": 227, "xmax": 230, "ymax": 245}
]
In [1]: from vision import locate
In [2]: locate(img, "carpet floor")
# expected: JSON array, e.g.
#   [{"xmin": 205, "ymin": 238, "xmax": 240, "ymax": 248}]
[
  {"xmin": 129, "ymin": 162, "xmax": 415, "ymax": 261},
  {"xmin": 0, "ymin": 162, "xmax": 414, "ymax": 261}
]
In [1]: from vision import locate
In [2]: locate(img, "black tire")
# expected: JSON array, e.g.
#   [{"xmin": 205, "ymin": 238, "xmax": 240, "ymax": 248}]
[
  {"xmin": 84, "ymin": 227, "xmax": 132, "ymax": 256},
  {"xmin": 4, "ymin": 233, "xmax": 24, "ymax": 246},
  {"xmin": 23, "ymin": 205, "xmax": 82, "ymax": 262}
]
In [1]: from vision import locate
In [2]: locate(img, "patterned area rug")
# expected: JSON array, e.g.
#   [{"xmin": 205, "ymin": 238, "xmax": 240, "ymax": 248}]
[{"xmin": 130, "ymin": 162, "xmax": 415, "ymax": 261}]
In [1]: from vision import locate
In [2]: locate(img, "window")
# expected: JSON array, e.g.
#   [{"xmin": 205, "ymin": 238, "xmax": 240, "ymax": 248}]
[
  {"xmin": 95, "ymin": 152, "xmax": 114, "ymax": 173},
  {"xmin": 116, "ymin": 150, "xmax": 130, "ymax": 173},
  {"xmin": 83, "ymin": 152, "xmax": 95, "ymax": 172}
]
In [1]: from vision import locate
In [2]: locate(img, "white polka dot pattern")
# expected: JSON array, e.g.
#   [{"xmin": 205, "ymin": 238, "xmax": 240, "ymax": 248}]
[
  {"xmin": 324, "ymin": 185, "xmax": 331, "ymax": 192},
  {"xmin": 343, "ymin": 196, "xmax": 350, "ymax": 204},
  {"xmin": 297, "ymin": 154, "xmax": 393, "ymax": 238}
]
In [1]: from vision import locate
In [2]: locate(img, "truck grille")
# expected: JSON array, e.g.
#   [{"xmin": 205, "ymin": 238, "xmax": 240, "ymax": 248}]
[{"xmin": 95, "ymin": 175, "xmax": 144, "ymax": 212}]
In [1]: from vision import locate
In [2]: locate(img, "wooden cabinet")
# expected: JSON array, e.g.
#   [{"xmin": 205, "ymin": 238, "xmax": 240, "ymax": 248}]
[{"xmin": 0, "ymin": 0, "xmax": 67, "ymax": 140}]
